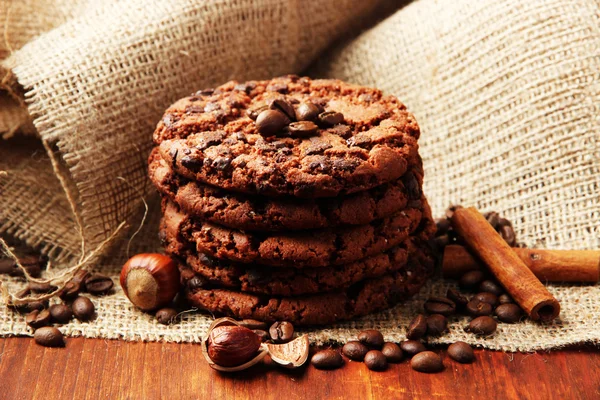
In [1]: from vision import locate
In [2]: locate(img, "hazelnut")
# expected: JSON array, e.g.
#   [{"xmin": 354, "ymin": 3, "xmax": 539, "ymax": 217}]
[
  {"xmin": 119, "ymin": 254, "xmax": 180, "ymax": 311},
  {"xmin": 207, "ymin": 325, "xmax": 262, "ymax": 367}
]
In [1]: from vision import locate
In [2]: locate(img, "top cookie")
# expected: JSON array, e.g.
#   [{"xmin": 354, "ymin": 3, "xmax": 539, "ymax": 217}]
[{"xmin": 154, "ymin": 76, "xmax": 421, "ymax": 198}]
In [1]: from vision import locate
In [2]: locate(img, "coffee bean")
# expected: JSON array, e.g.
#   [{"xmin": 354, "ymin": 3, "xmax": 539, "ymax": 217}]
[
  {"xmin": 317, "ymin": 111, "xmax": 344, "ymax": 127},
  {"xmin": 26, "ymin": 309, "xmax": 52, "ymax": 329},
  {"xmin": 402, "ymin": 172, "xmax": 422, "ymax": 200},
  {"xmin": 400, "ymin": 340, "xmax": 426, "ymax": 357},
  {"xmin": 342, "ymin": 341, "xmax": 369, "ymax": 361},
  {"xmin": 269, "ymin": 321, "xmax": 294, "ymax": 343},
  {"xmin": 435, "ymin": 219, "xmax": 451, "ymax": 236},
  {"xmin": 288, "ymin": 121, "xmax": 318, "ymax": 138},
  {"xmin": 364, "ymin": 350, "xmax": 387, "ymax": 371},
  {"xmin": 256, "ymin": 110, "xmax": 290, "ymax": 136},
  {"xmin": 1, "ymin": 255, "xmax": 44, "ymax": 278},
  {"xmin": 156, "ymin": 308, "xmax": 178, "ymax": 325},
  {"xmin": 495, "ymin": 303, "xmax": 523, "ymax": 323},
  {"xmin": 49, "ymin": 304, "xmax": 72, "ymax": 324},
  {"xmin": 426, "ymin": 314, "xmax": 448, "ymax": 336},
  {"xmin": 60, "ymin": 270, "xmax": 90, "ymax": 300},
  {"xmin": 478, "ymin": 280, "xmax": 503, "ymax": 296},
  {"xmin": 238, "ymin": 319, "xmax": 268, "ymax": 330},
  {"xmin": 269, "ymin": 99, "xmax": 296, "ymax": 121},
  {"xmin": 446, "ymin": 288, "xmax": 469, "ymax": 308},
  {"xmin": 465, "ymin": 316, "xmax": 497, "ymax": 336},
  {"xmin": 0, "ymin": 259, "xmax": 15, "ymax": 275},
  {"xmin": 34, "ymin": 327, "xmax": 64, "ymax": 347},
  {"xmin": 358, "ymin": 329, "xmax": 384, "ymax": 349},
  {"xmin": 16, "ymin": 300, "xmax": 47, "ymax": 314},
  {"xmin": 445, "ymin": 205, "xmax": 463, "ymax": 219},
  {"xmin": 187, "ymin": 276, "xmax": 207, "ymax": 290},
  {"xmin": 406, "ymin": 314, "xmax": 428, "ymax": 340},
  {"xmin": 295, "ymin": 102, "xmax": 321, "ymax": 121},
  {"xmin": 411, "ymin": 351, "xmax": 444, "ymax": 373},
  {"xmin": 466, "ymin": 299, "xmax": 493, "ymax": 317},
  {"xmin": 447, "ymin": 341, "xmax": 475, "ymax": 363},
  {"xmin": 473, "ymin": 292, "xmax": 499, "ymax": 308},
  {"xmin": 499, "ymin": 224, "xmax": 516, "ymax": 246},
  {"xmin": 424, "ymin": 297, "xmax": 456, "ymax": 316},
  {"xmin": 498, "ymin": 294, "xmax": 514, "ymax": 304},
  {"xmin": 254, "ymin": 330, "xmax": 270, "ymax": 342},
  {"xmin": 246, "ymin": 105, "xmax": 268, "ymax": 120},
  {"xmin": 498, "ymin": 217, "xmax": 513, "ymax": 228},
  {"xmin": 72, "ymin": 296, "xmax": 95, "ymax": 322},
  {"xmin": 84, "ymin": 274, "xmax": 114, "ymax": 295},
  {"xmin": 459, "ymin": 270, "xmax": 485, "ymax": 290},
  {"xmin": 381, "ymin": 342, "xmax": 403, "ymax": 363},
  {"xmin": 311, "ymin": 349, "xmax": 343, "ymax": 370},
  {"xmin": 28, "ymin": 282, "xmax": 57, "ymax": 294},
  {"xmin": 485, "ymin": 211, "xmax": 501, "ymax": 230}
]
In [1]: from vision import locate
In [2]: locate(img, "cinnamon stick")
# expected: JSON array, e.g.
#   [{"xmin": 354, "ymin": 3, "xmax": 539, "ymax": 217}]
[
  {"xmin": 451, "ymin": 207, "xmax": 560, "ymax": 322},
  {"xmin": 443, "ymin": 245, "xmax": 600, "ymax": 282}
]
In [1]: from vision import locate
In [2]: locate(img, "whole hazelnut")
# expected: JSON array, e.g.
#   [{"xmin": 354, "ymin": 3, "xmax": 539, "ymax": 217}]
[
  {"xmin": 120, "ymin": 254, "xmax": 180, "ymax": 311},
  {"xmin": 207, "ymin": 325, "xmax": 262, "ymax": 367}
]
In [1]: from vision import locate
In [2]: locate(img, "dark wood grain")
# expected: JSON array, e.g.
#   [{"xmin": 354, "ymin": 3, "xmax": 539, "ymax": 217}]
[{"xmin": 0, "ymin": 337, "xmax": 599, "ymax": 399}]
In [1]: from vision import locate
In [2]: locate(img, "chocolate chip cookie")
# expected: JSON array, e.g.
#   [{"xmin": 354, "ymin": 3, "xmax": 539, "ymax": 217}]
[
  {"xmin": 149, "ymin": 147, "xmax": 424, "ymax": 231},
  {"xmin": 154, "ymin": 76, "xmax": 421, "ymax": 198},
  {"xmin": 181, "ymin": 250, "xmax": 434, "ymax": 325},
  {"xmin": 162, "ymin": 197, "xmax": 433, "ymax": 268}
]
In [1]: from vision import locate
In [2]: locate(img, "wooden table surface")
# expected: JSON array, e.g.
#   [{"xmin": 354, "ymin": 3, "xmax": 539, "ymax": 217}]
[{"xmin": 0, "ymin": 337, "xmax": 598, "ymax": 399}]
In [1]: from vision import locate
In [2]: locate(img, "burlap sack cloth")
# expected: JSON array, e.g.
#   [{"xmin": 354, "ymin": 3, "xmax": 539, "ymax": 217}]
[{"xmin": 0, "ymin": 0, "xmax": 598, "ymax": 351}]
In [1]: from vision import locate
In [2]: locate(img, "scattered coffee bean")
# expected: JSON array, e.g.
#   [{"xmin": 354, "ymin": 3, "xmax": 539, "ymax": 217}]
[
  {"xmin": 246, "ymin": 105, "xmax": 268, "ymax": 120},
  {"xmin": 295, "ymin": 102, "xmax": 321, "ymax": 121},
  {"xmin": 72, "ymin": 296, "xmax": 95, "ymax": 321},
  {"xmin": 17, "ymin": 300, "xmax": 47, "ymax": 314},
  {"xmin": 26, "ymin": 309, "xmax": 52, "ymax": 329},
  {"xmin": 156, "ymin": 308, "xmax": 178, "ymax": 325},
  {"xmin": 256, "ymin": 110, "xmax": 290, "ymax": 136},
  {"xmin": 473, "ymin": 292, "xmax": 499, "ymax": 308},
  {"xmin": 381, "ymin": 342, "xmax": 403, "ymax": 363},
  {"xmin": 448, "ymin": 342, "xmax": 475, "ymax": 363},
  {"xmin": 342, "ymin": 341, "xmax": 369, "ymax": 361},
  {"xmin": 400, "ymin": 340, "xmax": 427, "ymax": 357},
  {"xmin": 495, "ymin": 304, "xmax": 523, "ymax": 323},
  {"xmin": 317, "ymin": 111, "xmax": 344, "ymax": 127},
  {"xmin": 411, "ymin": 351, "xmax": 444, "ymax": 373},
  {"xmin": 288, "ymin": 121, "xmax": 318, "ymax": 138},
  {"xmin": 34, "ymin": 327, "xmax": 65, "ymax": 347},
  {"xmin": 269, "ymin": 321, "xmax": 294, "ymax": 343},
  {"xmin": 84, "ymin": 274, "xmax": 114, "ymax": 295},
  {"xmin": 60, "ymin": 270, "xmax": 90, "ymax": 300},
  {"xmin": 459, "ymin": 270, "xmax": 485, "ymax": 290},
  {"xmin": 466, "ymin": 299, "xmax": 493, "ymax": 317},
  {"xmin": 426, "ymin": 314, "xmax": 448, "ymax": 336},
  {"xmin": 498, "ymin": 294, "xmax": 514, "ymax": 304},
  {"xmin": 0, "ymin": 257, "xmax": 42, "ymax": 278},
  {"xmin": 311, "ymin": 349, "xmax": 344, "ymax": 370},
  {"xmin": 499, "ymin": 224, "xmax": 516, "ymax": 246},
  {"xmin": 238, "ymin": 319, "xmax": 268, "ymax": 330},
  {"xmin": 435, "ymin": 218, "xmax": 451, "ymax": 236},
  {"xmin": 28, "ymin": 282, "xmax": 57, "ymax": 294},
  {"xmin": 424, "ymin": 297, "xmax": 456, "ymax": 316},
  {"xmin": 446, "ymin": 288, "xmax": 469, "ymax": 308},
  {"xmin": 253, "ymin": 330, "xmax": 270, "ymax": 342},
  {"xmin": 49, "ymin": 304, "xmax": 72, "ymax": 324},
  {"xmin": 364, "ymin": 350, "xmax": 387, "ymax": 371},
  {"xmin": 358, "ymin": 329, "xmax": 384, "ymax": 349},
  {"xmin": 269, "ymin": 99, "xmax": 296, "ymax": 121},
  {"xmin": 406, "ymin": 314, "xmax": 428, "ymax": 340},
  {"xmin": 485, "ymin": 211, "xmax": 501, "ymax": 230},
  {"xmin": 478, "ymin": 280, "xmax": 503, "ymax": 296},
  {"xmin": 465, "ymin": 316, "xmax": 497, "ymax": 336}
]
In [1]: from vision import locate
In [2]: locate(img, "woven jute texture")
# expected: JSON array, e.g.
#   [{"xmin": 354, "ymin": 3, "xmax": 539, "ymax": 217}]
[{"xmin": 1, "ymin": 0, "xmax": 599, "ymax": 351}]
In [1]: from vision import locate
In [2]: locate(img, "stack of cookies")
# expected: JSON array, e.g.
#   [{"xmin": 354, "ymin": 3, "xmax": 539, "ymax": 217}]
[{"xmin": 149, "ymin": 76, "xmax": 435, "ymax": 325}]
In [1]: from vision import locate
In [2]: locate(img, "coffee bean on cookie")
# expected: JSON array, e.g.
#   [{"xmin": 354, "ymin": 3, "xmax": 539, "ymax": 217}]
[
  {"xmin": 295, "ymin": 102, "xmax": 321, "ymax": 121},
  {"xmin": 256, "ymin": 109, "xmax": 290, "ymax": 136},
  {"xmin": 269, "ymin": 99, "xmax": 296, "ymax": 121},
  {"xmin": 288, "ymin": 121, "xmax": 318, "ymax": 138},
  {"xmin": 317, "ymin": 111, "xmax": 344, "ymax": 127}
]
